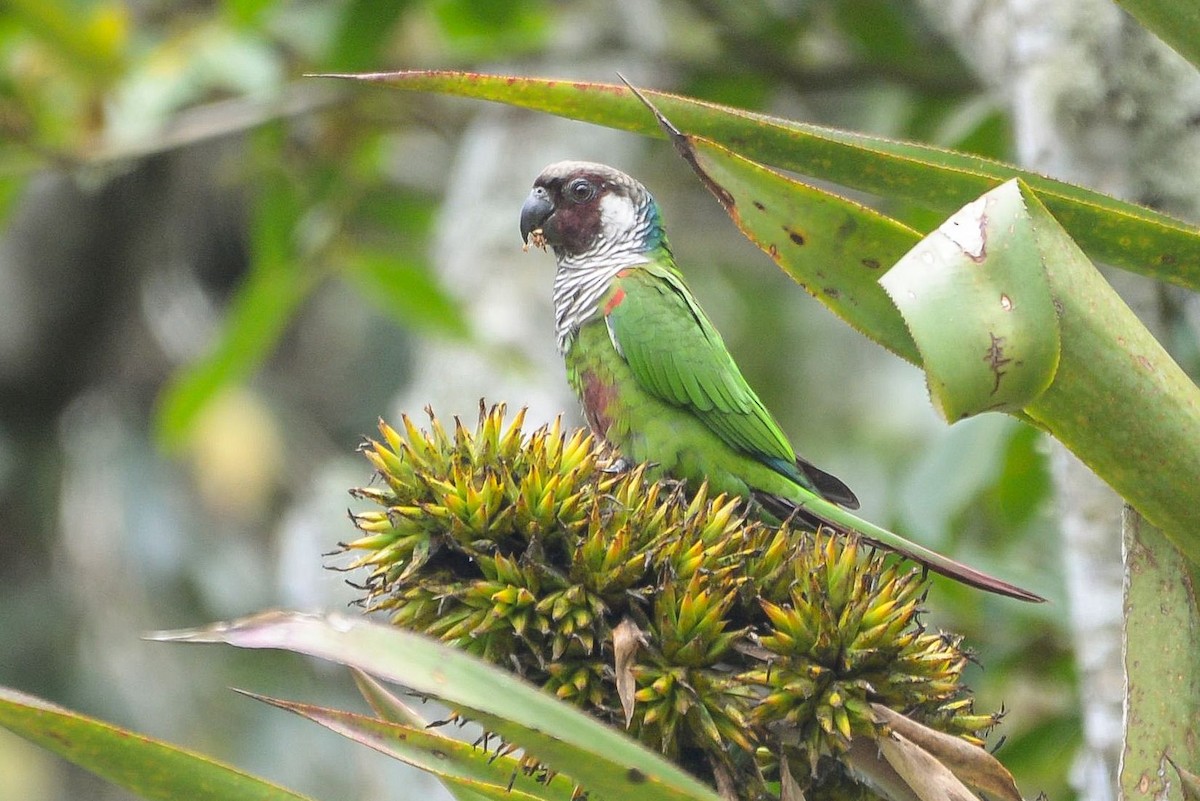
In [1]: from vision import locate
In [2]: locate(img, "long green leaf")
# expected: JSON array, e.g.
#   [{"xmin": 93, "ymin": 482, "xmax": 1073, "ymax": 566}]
[
  {"xmin": 151, "ymin": 611, "xmax": 721, "ymax": 801},
  {"xmin": 349, "ymin": 669, "xmax": 495, "ymax": 801},
  {"xmin": 1120, "ymin": 509, "xmax": 1200, "ymax": 801},
  {"xmin": 684, "ymin": 135, "xmax": 922, "ymax": 362},
  {"xmin": 238, "ymin": 690, "xmax": 576, "ymax": 801},
  {"xmin": 0, "ymin": 686, "xmax": 317, "ymax": 801},
  {"xmin": 881, "ymin": 180, "xmax": 1060, "ymax": 420},
  {"xmin": 318, "ymin": 70, "xmax": 1200, "ymax": 291},
  {"xmin": 1016, "ymin": 184, "xmax": 1200, "ymax": 557},
  {"xmin": 1115, "ymin": 0, "xmax": 1200, "ymax": 71}
]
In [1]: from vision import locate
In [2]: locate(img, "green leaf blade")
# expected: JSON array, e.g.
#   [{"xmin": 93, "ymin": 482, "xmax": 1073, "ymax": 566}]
[
  {"xmin": 1121, "ymin": 510, "xmax": 1200, "ymax": 801},
  {"xmin": 1114, "ymin": 0, "xmax": 1200, "ymax": 71},
  {"xmin": 0, "ymin": 686, "xmax": 317, "ymax": 801},
  {"xmin": 1020, "ymin": 188, "xmax": 1200, "ymax": 557},
  {"xmin": 880, "ymin": 180, "xmax": 1061, "ymax": 420},
  {"xmin": 325, "ymin": 70, "xmax": 1200, "ymax": 292},
  {"xmin": 685, "ymin": 135, "xmax": 921, "ymax": 362},
  {"xmin": 239, "ymin": 690, "xmax": 575, "ymax": 801},
  {"xmin": 153, "ymin": 612, "xmax": 722, "ymax": 801}
]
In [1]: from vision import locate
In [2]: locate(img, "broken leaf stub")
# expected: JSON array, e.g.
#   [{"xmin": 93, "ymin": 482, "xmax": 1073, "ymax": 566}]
[{"xmin": 881, "ymin": 179, "xmax": 1061, "ymax": 421}]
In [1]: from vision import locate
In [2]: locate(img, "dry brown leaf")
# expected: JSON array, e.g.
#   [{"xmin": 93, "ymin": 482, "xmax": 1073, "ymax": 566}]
[
  {"xmin": 613, "ymin": 617, "xmax": 644, "ymax": 727},
  {"xmin": 878, "ymin": 730, "xmax": 979, "ymax": 801},
  {"xmin": 710, "ymin": 759, "xmax": 740, "ymax": 801},
  {"xmin": 779, "ymin": 750, "xmax": 806, "ymax": 801},
  {"xmin": 872, "ymin": 704, "xmax": 1022, "ymax": 801},
  {"xmin": 843, "ymin": 737, "xmax": 924, "ymax": 801}
]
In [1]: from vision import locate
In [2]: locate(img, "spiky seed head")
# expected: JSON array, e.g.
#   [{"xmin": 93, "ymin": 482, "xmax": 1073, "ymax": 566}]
[{"xmin": 340, "ymin": 404, "xmax": 1001, "ymax": 800}]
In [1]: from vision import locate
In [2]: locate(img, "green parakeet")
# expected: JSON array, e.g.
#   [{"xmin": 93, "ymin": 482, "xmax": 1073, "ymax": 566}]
[{"xmin": 519, "ymin": 161, "xmax": 1042, "ymax": 602}]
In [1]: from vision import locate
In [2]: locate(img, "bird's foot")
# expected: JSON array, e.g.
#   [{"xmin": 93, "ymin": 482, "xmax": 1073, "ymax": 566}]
[{"xmin": 601, "ymin": 456, "xmax": 636, "ymax": 474}]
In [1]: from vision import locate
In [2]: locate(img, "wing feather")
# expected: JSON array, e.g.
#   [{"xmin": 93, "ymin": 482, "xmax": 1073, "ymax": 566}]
[
  {"xmin": 604, "ymin": 266, "xmax": 859, "ymax": 509},
  {"xmin": 605, "ymin": 267, "xmax": 796, "ymax": 465}
]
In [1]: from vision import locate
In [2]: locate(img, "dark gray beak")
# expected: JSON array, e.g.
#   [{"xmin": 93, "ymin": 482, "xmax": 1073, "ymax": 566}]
[{"xmin": 520, "ymin": 187, "xmax": 554, "ymax": 244}]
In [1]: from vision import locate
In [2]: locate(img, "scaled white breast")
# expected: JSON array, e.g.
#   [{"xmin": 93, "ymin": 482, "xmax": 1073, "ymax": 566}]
[
  {"xmin": 552, "ymin": 193, "xmax": 654, "ymax": 353},
  {"xmin": 553, "ymin": 258, "xmax": 643, "ymax": 354}
]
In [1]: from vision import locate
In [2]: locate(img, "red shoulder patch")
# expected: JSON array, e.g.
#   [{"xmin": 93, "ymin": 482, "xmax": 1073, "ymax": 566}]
[{"xmin": 603, "ymin": 287, "xmax": 626, "ymax": 315}]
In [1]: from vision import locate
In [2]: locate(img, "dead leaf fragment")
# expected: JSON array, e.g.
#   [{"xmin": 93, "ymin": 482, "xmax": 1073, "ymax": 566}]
[
  {"xmin": 613, "ymin": 617, "xmax": 644, "ymax": 727},
  {"xmin": 872, "ymin": 704, "xmax": 1021, "ymax": 801},
  {"xmin": 878, "ymin": 731, "xmax": 979, "ymax": 801},
  {"xmin": 779, "ymin": 751, "xmax": 806, "ymax": 801}
]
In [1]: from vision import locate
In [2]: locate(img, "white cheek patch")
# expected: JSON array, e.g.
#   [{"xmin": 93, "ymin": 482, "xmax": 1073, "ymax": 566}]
[{"xmin": 598, "ymin": 193, "xmax": 637, "ymax": 240}]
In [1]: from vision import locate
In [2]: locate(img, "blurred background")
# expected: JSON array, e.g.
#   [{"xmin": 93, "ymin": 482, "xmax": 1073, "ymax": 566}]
[{"xmin": 4, "ymin": 1, "xmax": 1196, "ymax": 800}]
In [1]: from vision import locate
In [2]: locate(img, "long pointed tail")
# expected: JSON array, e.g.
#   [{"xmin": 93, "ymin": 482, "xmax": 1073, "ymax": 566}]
[{"xmin": 755, "ymin": 492, "xmax": 1046, "ymax": 603}]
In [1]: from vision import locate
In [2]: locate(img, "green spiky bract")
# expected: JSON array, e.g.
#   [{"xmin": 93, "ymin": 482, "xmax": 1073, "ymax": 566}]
[{"xmin": 342, "ymin": 404, "xmax": 997, "ymax": 800}]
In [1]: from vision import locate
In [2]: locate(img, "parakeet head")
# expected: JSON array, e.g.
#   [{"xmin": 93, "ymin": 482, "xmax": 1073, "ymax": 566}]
[{"xmin": 520, "ymin": 161, "xmax": 665, "ymax": 262}]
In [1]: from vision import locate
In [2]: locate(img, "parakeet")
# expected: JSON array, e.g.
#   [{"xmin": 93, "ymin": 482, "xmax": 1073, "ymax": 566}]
[{"xmin": 519, "ymin": 161, "xmax": 1042, "ymax": 602}]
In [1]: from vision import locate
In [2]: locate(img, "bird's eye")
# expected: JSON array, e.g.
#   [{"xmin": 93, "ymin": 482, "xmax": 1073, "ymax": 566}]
[{"xmin": 567, "ymin": 178, "xmax": 596, "ymax": 203}]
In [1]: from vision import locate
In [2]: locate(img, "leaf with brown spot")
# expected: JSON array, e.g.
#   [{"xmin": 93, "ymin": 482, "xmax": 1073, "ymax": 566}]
[
  {"xmin": 879, "ymin": 180, "xmax": 1060, "ymax": 420},
  {"xmin": 1167, "ymin": 755, "xmax": 1200, "ymax": 801},
  {"xmin": 621, "ymin": 87, "xmax": 922, "ymax": 363},
  {"xmin": 879, "ymin": 178, "xmax": 1200, "ymax": 556},
  {"xmin": 326, "ymin": 70, "xmax": 1200, "ymax": 293}
]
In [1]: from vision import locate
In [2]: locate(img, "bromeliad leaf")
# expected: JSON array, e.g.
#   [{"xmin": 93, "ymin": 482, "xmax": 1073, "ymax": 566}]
[
  {"xmin": 685, "ymin": 135, "xmax": 923, "ymax": 364},
  {"xmin": 1015, "ymin": 186, "xmax": 1200, "ymax": 557},
  {"xmin": 348, "ymin": 669, "xmax": 496, "ymax": 801},
  {"xmin": 1120, "ymin": 512, "xmax": 1200, "ymax": 799},
  {"xmin": 876, "ymin": 179, "xmax": 1200, "ymax": 557},
  {"xmin": 0, "ymin": 686, "xmax": 316, "ymax": 801},
  {"xmin": 880, "ymin": 180, "xmax": 1060, "ymax": 420},
  {"xmin": 150, "ymin": 611, "xmax": 722, "ymax": 801},
  {"xmin": 322, "ymin": 70, "xmax": 1200, "ymax": 292},
  {"xmin": 236, "ymin": 689, "xmax": 576, "ymax": 801},
  {"xmin": 613, "ymin": 78, "xmax": 920, "ymax": 363}
]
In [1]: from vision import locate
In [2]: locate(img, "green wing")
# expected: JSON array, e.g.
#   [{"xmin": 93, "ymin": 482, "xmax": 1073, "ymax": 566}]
[
  {"xmin": 604, "ymin": 265, "xmax": 857, "ymax": 507},
  {"xmin": 602, "ymin": 268, "xmax": 1045, "ymax": 602}
]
